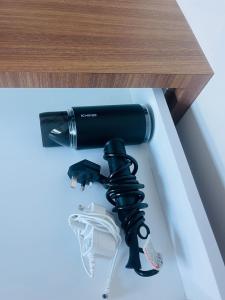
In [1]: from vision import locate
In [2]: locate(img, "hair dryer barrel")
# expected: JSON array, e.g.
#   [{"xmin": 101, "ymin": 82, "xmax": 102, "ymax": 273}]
[{"xmin": 39, "ymin": 104, "xmax": 154, "ymax": 149}]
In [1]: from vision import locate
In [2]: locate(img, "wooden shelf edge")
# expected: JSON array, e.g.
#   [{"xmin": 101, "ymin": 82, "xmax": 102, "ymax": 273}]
[{"xmin": 0, "ymin": 71, "xmax": 213, "ymax": 122}]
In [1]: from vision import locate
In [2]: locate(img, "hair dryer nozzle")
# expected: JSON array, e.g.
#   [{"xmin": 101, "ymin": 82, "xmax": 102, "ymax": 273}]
[{"xmin": 39, "ymin": 111, "xmax": 69, "ymax": 147}]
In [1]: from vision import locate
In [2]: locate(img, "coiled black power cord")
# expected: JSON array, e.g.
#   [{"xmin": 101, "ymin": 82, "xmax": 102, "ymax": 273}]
[
  {"xmin": 102, "ymin": 138, "xmax": 159, "ymax": 277},
  {"xmin": 67, "ymin": 138, "xmax": 159, "ymax": 278}
]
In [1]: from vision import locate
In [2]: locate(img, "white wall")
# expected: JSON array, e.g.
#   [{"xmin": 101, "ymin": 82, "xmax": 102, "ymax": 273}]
[{"xmin": 176, "ymin": 0, "xmax": 225, "ymax": 261}]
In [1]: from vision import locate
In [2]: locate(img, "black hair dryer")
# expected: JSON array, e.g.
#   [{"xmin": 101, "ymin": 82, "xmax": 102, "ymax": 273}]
[
  {"xmin": 40, "ymin": 104, "xmax": 154, "ymax": 149},
  {"xmin": 39, "ymin": 104, "xmax": 160, "ymax": 279}
]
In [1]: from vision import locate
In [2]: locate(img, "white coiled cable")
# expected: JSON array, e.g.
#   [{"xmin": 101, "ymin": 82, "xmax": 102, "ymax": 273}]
[{"xmin": 68, "ymin": 203, "xmax": 121, "ymax": 299}]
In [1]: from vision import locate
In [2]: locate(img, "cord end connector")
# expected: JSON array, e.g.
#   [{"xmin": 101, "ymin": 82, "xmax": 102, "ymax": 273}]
[{"xmin": 67, "ymin": 159, "xmax": 101, "ymax": 190}]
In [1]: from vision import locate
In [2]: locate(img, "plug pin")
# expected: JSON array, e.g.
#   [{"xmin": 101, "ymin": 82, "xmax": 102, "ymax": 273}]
[
  {"xmin": 70, "ymin": 177, "xmax": 77, "ymax": 188},
  {"xmin": 81, "ymin": 184, "xmax": 85, "ymax": 191},
  {"xmin": 88, "ymin": 182, "xmax": 93, "ymax": 188}
]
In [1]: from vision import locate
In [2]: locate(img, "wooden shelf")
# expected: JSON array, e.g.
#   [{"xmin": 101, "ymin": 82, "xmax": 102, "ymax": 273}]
[{"xmin": 0, "ymin": 0, "xmax": 213, "ymax": 121}]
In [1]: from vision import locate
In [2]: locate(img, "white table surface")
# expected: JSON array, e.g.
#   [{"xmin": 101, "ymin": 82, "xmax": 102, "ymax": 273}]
[{"xmin": 0, "ymin": 89, "xmax": 184, "ymax": 300}]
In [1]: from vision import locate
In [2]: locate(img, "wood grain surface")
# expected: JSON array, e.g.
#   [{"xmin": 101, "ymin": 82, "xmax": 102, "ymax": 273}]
[{"xmin": 0, "ymin": 0, "xmax": 213, "ymax": 121}]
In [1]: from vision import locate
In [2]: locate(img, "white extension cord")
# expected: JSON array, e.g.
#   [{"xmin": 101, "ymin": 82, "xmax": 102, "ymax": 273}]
[{"xmin": 68, "ymin": 202, "xmax": 121, "ymax": 299}]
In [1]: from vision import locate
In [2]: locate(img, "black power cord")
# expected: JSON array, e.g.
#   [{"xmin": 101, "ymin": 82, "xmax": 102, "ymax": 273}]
[{"xmin": 68, "ymin": 138, "xmax": 159, "ymax": 277}]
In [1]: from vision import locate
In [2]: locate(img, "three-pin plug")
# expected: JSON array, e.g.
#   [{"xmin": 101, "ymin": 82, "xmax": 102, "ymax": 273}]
[{"xmin": 67, "ymin": 159, "xmax": 101, "ymax": 191}]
